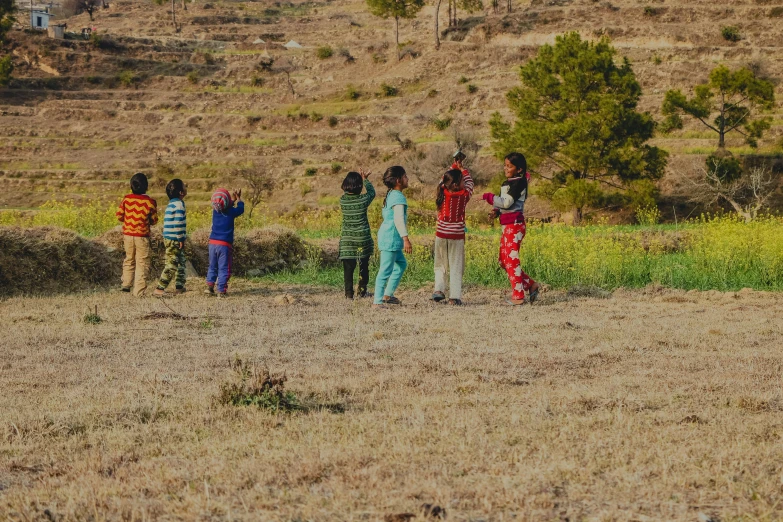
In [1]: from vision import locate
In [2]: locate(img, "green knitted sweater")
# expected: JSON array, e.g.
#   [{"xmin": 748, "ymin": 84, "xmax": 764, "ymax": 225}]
[{"xmin": 339, "ymin": 180, "xmax": 375, "ymax": 260}]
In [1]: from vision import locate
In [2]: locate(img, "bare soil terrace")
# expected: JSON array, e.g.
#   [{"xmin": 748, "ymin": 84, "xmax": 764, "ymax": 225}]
[{"xmin": 3, "ymin": 283, "xmax": 783, "ymax": 520}]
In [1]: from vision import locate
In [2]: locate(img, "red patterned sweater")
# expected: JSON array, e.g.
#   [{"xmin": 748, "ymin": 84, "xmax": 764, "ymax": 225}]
[
  {"xmin": 117, "ymin": 194, "xmax": 158, "ymax": 237},
  {"xmin": 435, "ymin": 165, "xmax": 474, "ymax": 240}
]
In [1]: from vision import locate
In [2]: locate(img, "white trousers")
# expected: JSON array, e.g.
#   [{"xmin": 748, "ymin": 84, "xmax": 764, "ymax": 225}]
[{"xmin": 433, "ymin": 237, "xmax": 465, "ymax": 299}]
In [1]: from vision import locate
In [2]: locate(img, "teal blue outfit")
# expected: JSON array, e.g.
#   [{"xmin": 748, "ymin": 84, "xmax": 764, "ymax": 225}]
[{"xmin": 374, "ymin": 190, "xmax": 408, "ymax": 304}]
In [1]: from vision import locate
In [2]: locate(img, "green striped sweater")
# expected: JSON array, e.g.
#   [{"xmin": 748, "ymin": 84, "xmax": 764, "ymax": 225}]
[{"xmin": 339, "ymin": 180, "xmax": 375, "ymax": 260}]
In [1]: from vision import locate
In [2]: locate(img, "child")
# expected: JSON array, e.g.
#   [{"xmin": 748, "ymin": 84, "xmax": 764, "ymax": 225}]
[
  {"xmin": 117, "ymin": 173, "xmax": 157, "ymax": 296},
  {"xmin": 339, "ymin": 169, "xmax": 375, "ymax": 299},
  {"xmin": 481, "ymin": 152, "xmax": 540, "ymax": 305},
  {"xmin": 432, "ymin": 154, "xmax": 474, "ymax": 305},
  {"xmin": 153, "ymin": 179, "xmax": 188, "ymax": 296},
  {"xmin": 205, "ymin": 188, "xmax": 244, "ymax": 297},
  {"xmin": 373, "ymin": 166, "xmax": 412, "ymax": 308}
]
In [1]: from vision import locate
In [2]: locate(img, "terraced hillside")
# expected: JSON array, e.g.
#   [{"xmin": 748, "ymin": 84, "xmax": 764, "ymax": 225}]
[{"xmin": 1, "ymin": 0, "xmax": 782, "ymax": 216}]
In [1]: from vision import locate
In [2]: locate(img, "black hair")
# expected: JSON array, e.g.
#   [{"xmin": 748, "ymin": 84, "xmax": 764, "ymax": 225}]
[
  {"xmin": 341, "ymin": 171, "xmax": 363, "ymax": 195},
  {"xmin": 165, "ymin": 178, "xmax": 185, "ymax": 200},
  {"xmin": 436, "ymin": 169, "xmax": 463, "ymax": 210},
  {"xmin": 382, "ymin": 166, "xmax": 406, "ymax": 207},
  {"xmin": 505, "ymin": 152, "xmax": 527, "ymax": 174},
  {"xmin": 130, "ymin": 172, "xmax": 148, "ymax": 195}
]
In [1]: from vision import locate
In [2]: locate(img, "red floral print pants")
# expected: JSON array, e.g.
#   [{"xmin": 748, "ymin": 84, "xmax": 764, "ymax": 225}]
[{"xmin": 499, "ymin": 221, "xmax": 535, "ymax": 300}]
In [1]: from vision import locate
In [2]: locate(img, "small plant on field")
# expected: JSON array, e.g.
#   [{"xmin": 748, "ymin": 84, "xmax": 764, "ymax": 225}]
[
  {"xmin": 316, "ymin": 46, "xmax": 333, "ymax": 59},
  {"xmin": 379, "ymin": 83, "xmax": 398, "ymax": 97},
  {"xmin": 328, "ymin": 116, "xmax": 339, "ymax": 127},
  {"xmin": 427, "ymin": 89, "xmax": 438, "ymax": 98},
  {"xmin": 83, "ymin": 305, "xmax": 102, "ymax": 325},
  {"xmin": 216, "ymin": 357, "xmax": 299, "ymax": 413},
  {"xmin": 186, "ymin": 70, "xmax": 199, "ymax": 84},
  {"xmin": 635, "ymin": 205, "xmax": 660, "ymax": 226},
  {"xmin": 300, "ymin": 181, "xmax": 313, "ymax": 195},
  {"xmin": 345, "ymin": 85, "xmax": 361, "ymax": 100},
  {"xmin": 372, "ymin": 52, "xmax": 387, "ymax": 64},
  {"xmin": 721, "ymin": 26, "xmax": 741, "ymax": 42},
  {"xmin": 643, "ymin": 6, "xmax": 660, "ymax": 16},
  {"xmin": 770, "ymin": 6, "xmax": 783, "ymax": 17},
  {"xmin": 651, "ymin": 54, "xmax": 662, "ymax": 65},
  {"xmin": 291, "ymin": 158, "xmax": 304, "ymax": 166},
  {"xmin": 432, "ymin": 116, "xmax": 452, "ymax": 130},
  {"xmin": 458, "ymin": 76, "xmax": 469, "ymax": 84},
  {"xmin": 310, "ymin": 112, "xmax": 323, "ymax": 122},
  {"xmin": 304, "ymin": 167, "xmax": 317, "ymax": 177},
  {"xmin": 338, "ymin": 47, "xmax": 355, "ymax": 62},
  {"xmin": 331, "ymin": 162, "xmax": 342, "ymax": 174},
  {"xmin": 117, "ymin": 70, "xmax": 138, "ymax": 87},
  {"xmin": 250, "ymin": 74, "xmax": 264, "ymax": 87},
  {"xmin": 466, "ymin": 83, "xmax": 478, "ymax": 94}
]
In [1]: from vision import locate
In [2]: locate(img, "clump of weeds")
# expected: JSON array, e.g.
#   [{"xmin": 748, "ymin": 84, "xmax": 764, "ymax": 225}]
[{"xmin": 216, "ymin": 357, "xmax": 300, "ymax": 413}]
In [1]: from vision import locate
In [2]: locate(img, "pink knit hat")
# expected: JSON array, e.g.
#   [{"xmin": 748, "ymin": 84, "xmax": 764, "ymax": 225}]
[{"xmin": 211, "ymin": 188, "xmax": 232, "ymax": 213}]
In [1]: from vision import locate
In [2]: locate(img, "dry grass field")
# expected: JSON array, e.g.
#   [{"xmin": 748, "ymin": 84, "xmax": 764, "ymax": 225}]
[{"xmin": 3, "ymin": 282, "xmax": 783, "ymax": 521}]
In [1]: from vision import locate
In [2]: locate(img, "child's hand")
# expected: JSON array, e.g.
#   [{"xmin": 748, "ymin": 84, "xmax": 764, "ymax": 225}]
[
  {"xmin": 236, "ymin": 188, "xmax": 242, "ymax": 201},
  {"xmin": 488, "ymin": 208, "xmax": 500, "ymax": 221},
  {"xmin": 360, "ymin": 169, "xmax": 371, "ymax": 180},
  {"xmin": 403, "ymin": 236, "xmax": 412, "ymax": 254},
  {"xmin": 482, "ymin": 192, "xmax": 495, "ymax": 205},
  {"xmin": 178, "ymin": 241, "xmax": 184, "ymax": 249}
]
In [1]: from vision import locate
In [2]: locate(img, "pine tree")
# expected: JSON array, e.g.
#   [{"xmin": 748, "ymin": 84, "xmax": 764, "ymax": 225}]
[
  {"xmin": 490, "ymin": 32, "xmax": 667, "ymax": 223},
  {"xmin": 366, "ymin": 0, "xmax": 424, "ymax": 60}
]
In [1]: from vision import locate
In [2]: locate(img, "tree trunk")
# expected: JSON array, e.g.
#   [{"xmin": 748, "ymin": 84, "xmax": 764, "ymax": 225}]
[
  {"xmin": 395, "ymin": 16, "xmax": 400, "ymax": 61},
  {"xmin": 718, "ymin": 130, "xmax": 725, "ymax": 148},
  {"xmin": 434, "ymin": 0, "xmax": 442, "ymax": 50},
  {"xmin": 171, "ymin": 0, "xmax": 177, "ymax": 29},
  {"xmin": 181, "ymin": 0, "xmax": 187, "ymax": 11},
  {"xmin": 507, "ymin": 0, "xmax": 512, "ymax": 13},
  {"xmin": 573, "ymin": 206, "xmax": 583, "ymax": 225}
]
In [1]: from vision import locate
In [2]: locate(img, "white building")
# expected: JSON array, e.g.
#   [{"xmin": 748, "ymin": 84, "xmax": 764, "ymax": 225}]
[{"xmin": 30, "ymin": 9, "xmax": 52, "ymax": 30}]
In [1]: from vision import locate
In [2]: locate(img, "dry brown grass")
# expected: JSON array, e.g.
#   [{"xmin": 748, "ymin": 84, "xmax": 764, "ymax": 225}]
[{"xmin": 2, "ymin": 283, "xmax": 783, "ymax": 520}]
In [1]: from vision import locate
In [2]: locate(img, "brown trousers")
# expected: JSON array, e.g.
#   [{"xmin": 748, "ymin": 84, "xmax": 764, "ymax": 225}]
[{"xmin": 122, "ymin": 235, "xmax": 151, "ymax": 296}]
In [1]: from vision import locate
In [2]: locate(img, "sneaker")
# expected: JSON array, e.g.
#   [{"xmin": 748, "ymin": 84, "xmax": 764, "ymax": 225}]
[
  {"xmin": 174, "ymin": 287, "xmax": 186, "ymax": 295},
  {"xmin": 153, "ymin": 288, "xmax": 166, "ymax": 297},
  {"xmin": 204, "ymin": 285, "xmax": 215, "ymax": 296},
  {"xmin": 216, "ymin": 292, "xmax": 227, "ymax": 299},
  {"xmin": 121, "ymin": 287, "xmax": 131, "ymax": 293},
  {"xmin": 431, "ymin": 291, "xmax": 446, "ymax": 302},
  {"xmin": 383, "ymin": 296, "xmax": 401, "ymax": 305},
  {"xmin": 448, "ymin": 298, "xmax": 463, "ymax": 306}
]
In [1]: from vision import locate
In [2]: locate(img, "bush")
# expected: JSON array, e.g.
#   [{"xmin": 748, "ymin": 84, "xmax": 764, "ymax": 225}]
[
  {"xmin": 458, "ymin": 76, "xmax": 469, "ymax": 84},
  {"xmin": 304, "ymin": 167, "xmax": 317, "ymax": 177},
  {"xmin": 216, "ymin": 358, "xmax": 300, "ymax": 413},
  {"xmin": 651, "ymin": 54, "xmax": 663, "ymax": 65},
  {"xmin": 250, "ymin": 74, "xmax": 264, "ymax": 87},
  {"xmin": 186, "ymin": 70, "xmax": 199, "ymax": 84},
  {"xmin": 432, "ymin": 116, "xmax": 452, "ymax": 130},
  {"xmin": 328, "ymin": 116, "xmax": 338, "ymax": 127},
  {"xmin": 706, "ymin": 153, "xmax": 742, "ymax": 184},
  {"xmin": 643, "ymin": 6, "xmax": 660, "ymax": 16},
  {"xmin": 466, "ymin": 84, "xmax": 478, "ymax": 94},
  {"xmin": 721, "ymin": 26, "xmax": 741, "ymax": 42},
  {"xmin": 338, "ymin": 48, "xmax": 355, "ymax": 62},
  {"xmin": 770, "ymin": 6, "xmax": 783, "ymax": 17},
  {"xmin": 117, "ymin": 70, "xmax": 137, "ymax": 87},
  {"xmin": 331, "ymin": 162, "xmax": 342, "ymax": 174},
  {"xmin": 316, "ymin": 46, "xmax": 333, "ymax": 59},
  {"xmin": 0, "ymin": 55, "xmax": 13, "ymax": 87},
  {"xmin": 345, "ymin": 84, "xmax": 361, "ymax": 100},
  {"xmin": 310, "ymin": 112, "xmax": 323, "ymax": 122},
  {"xmin": 300, "ymin": 181, "xmax": 312, "ymax": 195},
  {"xmin": 380, "ymin": 83, "xmax": 398, "ymax": 97},
  {"xmin": 291, "ymin": 158, "xmax": 304, "ymax": 165},
  {"xmin": 372, "ymin": 53, "xmax": 386, "ymax": 64},
  {"xmin": 427, "ymin": 89, "xmax": 438, "ymax": 98}
]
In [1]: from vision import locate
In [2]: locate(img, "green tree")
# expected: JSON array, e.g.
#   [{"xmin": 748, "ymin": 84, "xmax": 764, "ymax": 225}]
[
  {"xmin": 0, "ymin": 55, "xmax": 12, "ymax": 87},
  {"xmin": 366, "ymin": 0, "xmax": 424, "ymax": 60},
  {"xmin": 0, "ymin": 0, "xmax": 14, "ymax": 43},
  {"xmin": 661, "ymin": 65, "xmax": 775, "ymax": 149},
  {"xmin": 490, "ymin": 32, "xmax": 667, "ymax": 223}
]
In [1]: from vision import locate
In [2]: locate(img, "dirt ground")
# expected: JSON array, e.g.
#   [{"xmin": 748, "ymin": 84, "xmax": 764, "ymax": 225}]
[{"xmin": 2, "ymin": 282, "xmax": 783, "ymax": 521}]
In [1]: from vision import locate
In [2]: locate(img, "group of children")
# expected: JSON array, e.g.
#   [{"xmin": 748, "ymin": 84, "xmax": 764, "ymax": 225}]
[
  {"xmin": 117, "ymin": 150, "xmax": 540, "ymax": 306},
  {"xmin": 117, "ymin": 175, "xmax": 244, "ymax": 298},
  {"xmin": 338, "ymin": 150, "xmax": 540, "ymax": 308}
]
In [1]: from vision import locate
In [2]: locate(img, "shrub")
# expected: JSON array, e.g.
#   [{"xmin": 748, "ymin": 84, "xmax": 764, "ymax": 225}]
[
  {"xmin": 186, "ymin": 70, "xmax": 199, "ymax": 84},
  {"xmin": 458, "ymin": 76, "xmax": 469, "ymax": 84},
  {"xmin": 651, "ymin": 54, "xmax": 663, "ymax": 65},
  {"xmin": 304, "ymin": 167, "xmax": 317, "ymax": 177},
  {"xmin": 291, "ymin": 158, "xmax": 304, "ymax": 165},
  {"xmin": 721, "ymin": 26, "xmax": 741, "ymax": 42},
  {"xmin": 117, "ymin": 70, "xmax": 137, "ymax": 87},
  {"xmin": 345, "ymin": 84, "xmax": 361, "ymax": 100},
  {"xmin": 0, "ymin": 55, "xmax": 13, "ymax": 87},
  {"xmin": 300, "ymin": 181, "xmax": 313, "ymax": 195},
  {"xmin": 216, "ymin": 358, "xmax": 300, "ymax": 413},
  {"xmin": 380, "ymin": 83, "xmax": 398, "ymax": 97},
  {"xmin": 643, "ymin": 6, "xmax": 660, "ymax": 16},
  {"xmin": 328, "ymin": 116, "xmax": 338, "ymax": 127},
  {"xmin": 310, "ymin": 112, "xmax": 323, "ymax": 122},
  {"xmin": 316, "ymin": 46, "xmax": 333, "ymax": 59},
  {"xmin": 432, "ymin": 116, "xmax": 452, "ymax": 130},
  {"xmin": 250, "ymin": 74, "xmax": 264, "ymax": 87},
  {"xmin": 330, "ymin": 162, "xmax": 342, "ymax": 174},
  {"xmin": 338, "ymin": 47, "xmax": 355, "ymax": 62},
  {"xmin": 466, "ymin": 83, "xmax": 478, "ymax": 94},
  {"xmin": 770, "ymin": 6, "xmax": 783, "ymax": 17},
  {"xmin": 372, "ymin": 53, "xmax": 386, "ymax": 64},
  {"xmin": 427, "ymin": 89, "xmax": 438, "ymax": 98},
  {"xmin": 83, "ymin": 306, "xmax": 102, "ymax": 325}
]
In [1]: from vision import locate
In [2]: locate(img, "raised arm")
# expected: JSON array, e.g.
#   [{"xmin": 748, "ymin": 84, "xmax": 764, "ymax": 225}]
[{"xmin": 363, "ymin": 179, "xmax": 376, "ymax": 205}]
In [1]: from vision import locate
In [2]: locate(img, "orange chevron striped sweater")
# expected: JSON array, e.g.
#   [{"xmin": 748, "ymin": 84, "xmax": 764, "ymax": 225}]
[{"xmin": 117, "ymin": 194, "xmax": 158, "ymax": 237}]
